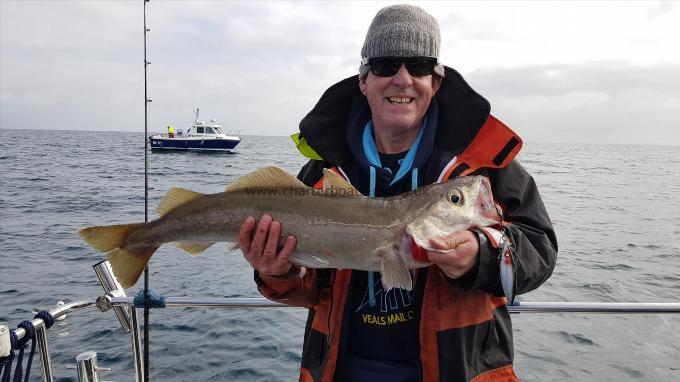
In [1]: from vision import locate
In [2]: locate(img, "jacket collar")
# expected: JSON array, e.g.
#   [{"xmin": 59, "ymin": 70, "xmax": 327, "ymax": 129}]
[{"xmin": 298, "ymin": 66, "xmax": 491, "ymax": 165}]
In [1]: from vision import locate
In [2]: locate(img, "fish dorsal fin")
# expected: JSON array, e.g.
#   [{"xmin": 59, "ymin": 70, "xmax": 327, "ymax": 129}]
[
  {"xmin": 157, "ymin": 187, "xmax": 204, "ymax": 217},
  {"xmin": 322, "ymin": 168, "xmax": 361, "ymax": 197},
  {"xmin": 225, "ymin": 166, "xmax": 308, "ymax": 192}
]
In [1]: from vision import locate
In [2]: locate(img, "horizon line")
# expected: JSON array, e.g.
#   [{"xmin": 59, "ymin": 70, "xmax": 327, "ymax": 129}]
[{"xmin": 1, "ymin": 127, "xmax": 679, "ymax": 148}]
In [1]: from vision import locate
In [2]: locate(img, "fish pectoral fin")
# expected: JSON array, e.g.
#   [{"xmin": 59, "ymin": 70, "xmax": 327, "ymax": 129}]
[
  {"xmin": 174, "ymin": 241, "xmax": 217, "ymax": 256},
  {"xmin": 157, "ymin": 187, "xmax": 204, "ymax": 217},
  {"xmin": 321, "ymin": 169, "xmax": 361, "ymax": 197},
  {"xmin": 225, "ymin": 166, "xmax": 308, "ymax": 192},
  {"xmin": 378, "ymin": 245, "xmax": 412, "ymax": 291}
]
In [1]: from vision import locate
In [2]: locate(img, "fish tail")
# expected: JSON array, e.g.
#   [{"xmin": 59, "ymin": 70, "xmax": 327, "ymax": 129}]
[
  {"xmin": 78, "ymin": 223, "xmax": 145, "ymax": 252},
  {"xmin": 106, "ymin": 246, "xmax": 159, "ymax": 288},
  {"xmin": 79, "ymin": 223, "xmax": 157, "ymax": 288}
]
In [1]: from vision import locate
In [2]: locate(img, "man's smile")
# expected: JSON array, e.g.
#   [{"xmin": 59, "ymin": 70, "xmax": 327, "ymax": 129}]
[{"xmin": 386, "ymin": 96, "xmax": 415, "ymax": 104}]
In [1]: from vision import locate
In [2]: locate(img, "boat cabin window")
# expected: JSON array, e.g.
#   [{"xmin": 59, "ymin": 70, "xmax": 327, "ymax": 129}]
[
  {"xmin": 197, "ymin": 126, "xmax": 204, "ymax": 134},
  {"xmin": 205, "ymin": 127, "xmax": 215, "ymax": 134}
]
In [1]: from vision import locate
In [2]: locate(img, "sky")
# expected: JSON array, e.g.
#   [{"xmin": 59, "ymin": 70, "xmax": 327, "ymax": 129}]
[{"xmin": 1, "ymin": 0, "xmax": 679, "ymax": 145}]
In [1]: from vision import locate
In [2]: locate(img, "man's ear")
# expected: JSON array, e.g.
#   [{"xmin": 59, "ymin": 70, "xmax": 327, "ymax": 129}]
[
  {"xmin": 432, "ymin": 75, "xmax": 443, "ymax": 94},
  {"xmin": 359, "ymin": 76, "xmax": 368, "ymax": 96}
]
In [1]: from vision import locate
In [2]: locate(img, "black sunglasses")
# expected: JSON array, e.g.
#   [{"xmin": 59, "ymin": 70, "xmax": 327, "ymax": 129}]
[{"xmin": 364, "ymin": 57, "xmax": 438, "ymax": 77}]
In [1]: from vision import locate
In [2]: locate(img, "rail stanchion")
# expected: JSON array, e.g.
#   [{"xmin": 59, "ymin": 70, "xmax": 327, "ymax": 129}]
[
  {"xmin": 75, "ymin": 351, "xmax": 99, "ymax": 382},
  {"xmin": 35, "ymin": 324, "xmax": 53, "ymax": 382},
  {"xmin": 93, "ymin": 261, "xmax": 131, "ymax": 332},
  {"xmin": 130, "ymin": 307, "xmax": 145, "ymax": 382}
]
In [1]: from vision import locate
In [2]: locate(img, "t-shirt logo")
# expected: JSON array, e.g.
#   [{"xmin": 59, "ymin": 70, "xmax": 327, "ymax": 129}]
[{"xmin": 354, "ymin": 273, "xmax": 415, "ymax": 326}]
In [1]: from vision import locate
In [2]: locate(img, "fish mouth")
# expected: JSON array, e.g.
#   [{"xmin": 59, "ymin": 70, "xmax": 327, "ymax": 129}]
[{"xmin": 475, "ymin": 177, "xmax": 501, "ymax": 224}]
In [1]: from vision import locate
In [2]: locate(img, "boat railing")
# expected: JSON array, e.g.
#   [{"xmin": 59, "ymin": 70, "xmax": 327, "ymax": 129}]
[
  {"xmin": 149, "ymin": 131, "xmax": 239, "ymax": 139},
  {"xmin": 149, "ymin": 132, "xmax": 183, "ymax": 139},
  {"xmin": 3, "ymin": 260, "xmax": 680, "ymax": 382}
]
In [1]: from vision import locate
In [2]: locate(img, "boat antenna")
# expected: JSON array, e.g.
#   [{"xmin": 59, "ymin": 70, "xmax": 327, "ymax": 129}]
[{"xmin": 143, "ymin": 0, "xmax": 151, "ymax": 381}]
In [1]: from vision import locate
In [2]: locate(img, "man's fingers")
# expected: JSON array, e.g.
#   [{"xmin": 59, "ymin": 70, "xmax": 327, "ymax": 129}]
[
  {"xmin": 429, "ymin": 230, "xmax": 474, "ymax": 251},
  {"xmin": 428, "ymin": 236, "xmax": 459, "ymax": 251},
  {"xmin": 426, "ymin": 249, "xmax": 457, "ymax": 264},
  {"xmin": 427, "ymin": 231, "xmax": 480, "ymax": 280},
  {"xmin": 428, "ymin": 238, "xmax": 447, "ymax": 250},
  {"xmin": 250, "ymin": 215, "xmax": 272, "ymax": 257},
  {"xmin": 238, "ymin": 216, "xmax": 256, "ymax": 254},
  {"xmin": 238, "ymin": 215, "xmax": 297, "ymax": 276},
  {"xmin": 262, "ymin": 220, "xmax": 281, "ymax": 261},
  {"xmin": 267, "ymin": 235, "xmax": 297, "ymax": 275},
  {"xmin": 278, "ymin": 235, "xmax": 297, "ymax": 263}
]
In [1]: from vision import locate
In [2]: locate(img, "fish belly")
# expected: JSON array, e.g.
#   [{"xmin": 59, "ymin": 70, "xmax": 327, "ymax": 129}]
[{"xmin": 285, "ymin": 223, "xmax": 399, "ymax": 272}]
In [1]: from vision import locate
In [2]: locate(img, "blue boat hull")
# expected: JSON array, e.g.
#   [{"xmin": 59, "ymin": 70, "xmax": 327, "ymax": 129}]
[{"xmin": 149, "ymin": 137, "xmax": 240, "ymax": 151}]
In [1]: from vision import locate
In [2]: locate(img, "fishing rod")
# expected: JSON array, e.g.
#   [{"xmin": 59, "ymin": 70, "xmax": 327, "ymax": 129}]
[{"xmin": 143, "ymin": 0, "xmax": 150, "ymax": 381}]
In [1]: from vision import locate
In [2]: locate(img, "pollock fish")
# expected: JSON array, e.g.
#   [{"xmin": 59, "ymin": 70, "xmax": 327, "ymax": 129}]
[{"xmin": 79, "ymin": 166, "xmax": 500, "ymax": 290}]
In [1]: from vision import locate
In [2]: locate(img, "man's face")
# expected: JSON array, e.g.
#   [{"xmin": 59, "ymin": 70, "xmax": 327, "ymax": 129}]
[{"xmin": 359, "ymin": 63, "xmax": 442, "ymax": 135}]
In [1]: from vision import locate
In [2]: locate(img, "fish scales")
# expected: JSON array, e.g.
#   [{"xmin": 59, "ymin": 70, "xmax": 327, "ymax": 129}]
[{"xmin": 135, "ymin": 190, "xmax": 406, "ymax": 270}]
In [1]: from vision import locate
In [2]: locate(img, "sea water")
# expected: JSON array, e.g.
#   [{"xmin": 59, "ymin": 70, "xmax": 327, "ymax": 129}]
[{"xmin": 1, "ymin": 129, "xmax": 678, "ymax": 381}]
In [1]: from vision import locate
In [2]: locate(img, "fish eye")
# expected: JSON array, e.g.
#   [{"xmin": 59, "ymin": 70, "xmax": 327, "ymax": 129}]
[{"xmin": 449, "ymin": 190, "xmax": 463, "ymax": 205}]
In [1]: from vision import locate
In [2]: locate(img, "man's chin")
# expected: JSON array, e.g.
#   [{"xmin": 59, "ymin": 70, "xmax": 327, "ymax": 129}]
[{"xmin": 379, "ymin": 118, "xmax": 420, "ymax": 132}]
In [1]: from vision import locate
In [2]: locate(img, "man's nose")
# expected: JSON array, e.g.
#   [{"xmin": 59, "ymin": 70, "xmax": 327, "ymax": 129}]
[{"xmin": 391, "ymin": 63, "xmax": 413, "ymax": 87}]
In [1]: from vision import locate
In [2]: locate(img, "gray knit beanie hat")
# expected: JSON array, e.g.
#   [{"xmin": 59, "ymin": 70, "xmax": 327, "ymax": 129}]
[{"xmin": 359, "ymin": 4, "xmax": 444, "ymax": 78}]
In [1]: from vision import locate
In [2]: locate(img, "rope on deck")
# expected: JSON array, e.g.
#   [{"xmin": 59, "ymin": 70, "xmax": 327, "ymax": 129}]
[
  {"xmin": 0, "ymin": 330, "xmax": 16, "ymax": 382},
  {"xmin": 0, "ymin": 310, "xmax": 55, "ymax": 382}
]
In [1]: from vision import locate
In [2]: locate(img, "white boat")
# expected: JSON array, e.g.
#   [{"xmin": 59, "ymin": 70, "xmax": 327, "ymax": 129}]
[{"xmin": 148, "ymin": 108, "xmax": 241, "ymax": 151}]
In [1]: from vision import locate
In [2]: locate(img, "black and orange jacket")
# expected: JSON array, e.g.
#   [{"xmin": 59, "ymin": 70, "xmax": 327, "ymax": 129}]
[{"xmin": 255, "ymin": 67, "xmax": 558, "ymax": 381}]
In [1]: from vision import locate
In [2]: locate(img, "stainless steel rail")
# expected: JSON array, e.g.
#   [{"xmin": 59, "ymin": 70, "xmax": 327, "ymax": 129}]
[
  {"xmin": 13, "ymin": 299, "xmax": 96, "ymax": 342},
  {"xmin": 12, "ymin": 296, "xmax": 680, "ymax": 376},
  {"xmin": 10, "ymin": 300, "xmax": 95, "ymax": 382},
  {"xmin": 102, "ymin": 296, "xmax": 680, "ymax": 313},
  {"xmin": 508, "ymin": 301, "xmax": 680, "ymax": 313},
  {"xmin": 107, "ymin": 296, "xmax": 286, "ymax": 308}
]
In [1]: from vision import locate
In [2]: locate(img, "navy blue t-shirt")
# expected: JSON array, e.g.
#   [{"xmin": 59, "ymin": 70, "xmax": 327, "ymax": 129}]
[
  {"xmin": 347, "ymin": 270, "xmax": 420, "ymax": 361},
  {"xmin": 342, "ymin": 151, "xmax": 421, "ymax": 381},
  {"xmin": 377, "ymin": 150, "xmax": 407, "ymax": 179}
]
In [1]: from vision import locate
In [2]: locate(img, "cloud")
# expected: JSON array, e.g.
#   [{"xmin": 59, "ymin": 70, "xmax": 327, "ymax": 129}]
[
  {"xmin": 1, "ymin": 1, "xmax": 679, "ymax": 145},
  {"xmin": 465, "ymin": 62, "xmax": 680, "ymax": 144},
  {"xmin": 646, "ymin": 1, "xmax": 674, "ymax": 19}
]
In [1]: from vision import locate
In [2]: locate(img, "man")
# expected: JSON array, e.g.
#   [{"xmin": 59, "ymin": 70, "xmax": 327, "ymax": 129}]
[{"xmin": 239, "ymin": 5, "xmax": 557, "ymax": 381}]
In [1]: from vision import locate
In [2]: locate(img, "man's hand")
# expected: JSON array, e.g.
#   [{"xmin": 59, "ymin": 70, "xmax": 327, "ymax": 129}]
[
  {"xmin": 426, "ymin": 230, "xmax": 479, "ymax": 279},
  {"xmin": 239, "ymin": 215, "xmax": 297, "ymax": 277}
]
